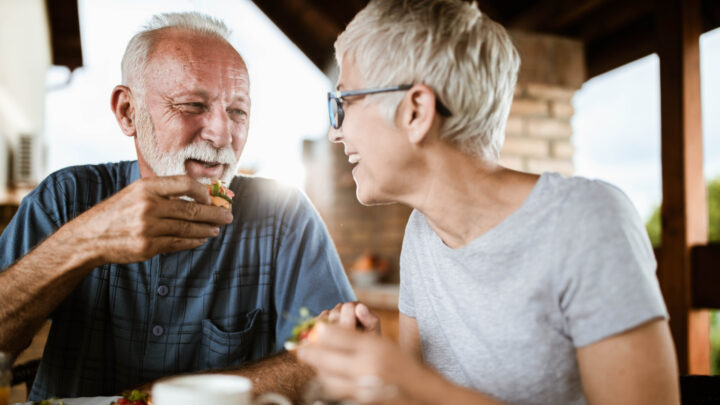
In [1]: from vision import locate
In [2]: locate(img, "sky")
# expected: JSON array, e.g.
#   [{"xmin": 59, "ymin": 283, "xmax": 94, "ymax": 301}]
[
  {"xmin": 573, "ymin": 29, "xmax": 720, "ymax": 219},
  {"xmin": 43, "ymin": 0, "xmax": 720, "ymax": 222}
]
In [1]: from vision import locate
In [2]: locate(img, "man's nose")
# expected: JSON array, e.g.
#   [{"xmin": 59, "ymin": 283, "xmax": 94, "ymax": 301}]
[{"xmin": 201, "ymin": 106, "xmax": 232, "ymax": 148}]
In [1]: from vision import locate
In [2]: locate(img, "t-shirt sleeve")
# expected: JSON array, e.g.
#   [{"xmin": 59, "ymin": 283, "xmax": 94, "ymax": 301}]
[
  {"xmin": 556, "ymin": 181, "xmax": 668, "ymax": 348},
  {"xmin": 398, "ymin": 211, "xmax": 420, "ymax": 318},
  {"xmin": 272, "ymin": 189, "xmax": 355, "ymax": 351},
  {"xmin": 0, "ymin": 194, "xmax": 62, "ymax": 271}
]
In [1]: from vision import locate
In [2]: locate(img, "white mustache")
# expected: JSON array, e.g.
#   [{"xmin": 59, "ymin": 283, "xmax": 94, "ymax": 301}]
[{"xmin": 181, "ymin": 142, "xmax": 236, "ymax": 165}]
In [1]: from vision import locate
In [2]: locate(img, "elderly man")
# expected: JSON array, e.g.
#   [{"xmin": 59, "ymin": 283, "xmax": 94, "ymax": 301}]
[{"xmin": 0, "ymin": 12, "xmax": 354, "ymax": 401}]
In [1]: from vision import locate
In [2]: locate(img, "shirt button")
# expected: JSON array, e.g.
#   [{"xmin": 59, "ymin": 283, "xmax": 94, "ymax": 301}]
[
  {"xmin": 157, "ymin": 285, "xmax": 169, "ymax": 297},
  {"xmin": 152, "ymin": 325, "xmax": 164, "ymax": 337}
]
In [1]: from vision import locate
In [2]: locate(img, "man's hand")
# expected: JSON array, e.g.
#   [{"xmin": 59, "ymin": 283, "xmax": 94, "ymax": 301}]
[
  {"xmin": 319, "ymin": 302, "xmax": 381, "ymax": 334},
  {"xmin": 63, "ymin": 175, "xmax": 233, "ymax": 266}
]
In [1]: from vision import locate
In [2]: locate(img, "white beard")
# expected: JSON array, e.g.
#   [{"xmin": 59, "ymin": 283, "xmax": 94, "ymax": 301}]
[{"xmin": 134, "ymin": 103, "xmax": 239, "ymax": 184}]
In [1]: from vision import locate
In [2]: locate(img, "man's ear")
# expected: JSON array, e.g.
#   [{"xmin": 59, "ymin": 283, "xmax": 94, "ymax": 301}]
[
  {"xmin": 111, "ymin": 85, "xmax": 137, "ymax": 137},
  {"xmin": 396, "ymin": 84, "xmax": 438, "ymax": 145}
]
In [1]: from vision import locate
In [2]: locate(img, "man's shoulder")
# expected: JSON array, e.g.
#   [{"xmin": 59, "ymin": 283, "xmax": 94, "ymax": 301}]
[
  {"xmin": 231, "ymin": 175, "xmax": 309, "ymax": 206},
  {"xmin": 30, "ymin": 161, "xmax": 136, "ymax": 203}
]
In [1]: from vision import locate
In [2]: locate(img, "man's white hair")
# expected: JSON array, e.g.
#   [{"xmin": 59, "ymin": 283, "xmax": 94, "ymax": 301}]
[
  {"xmin": 335, "ymin": 0, "xmax": 520, "ymax": 161},
  {"xmin": 121, "ymin": 12, "xmax": 232, "ymax": 92}
]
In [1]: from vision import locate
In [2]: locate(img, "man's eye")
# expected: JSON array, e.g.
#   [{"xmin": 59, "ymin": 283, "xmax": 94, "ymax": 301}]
[
  {"xmin": 229, "ymin": 109, "xmax": 247, "ymax": 118},
  {"xmin": 178, "ymin": 103, "xmax": 206, "ymax": 112}
]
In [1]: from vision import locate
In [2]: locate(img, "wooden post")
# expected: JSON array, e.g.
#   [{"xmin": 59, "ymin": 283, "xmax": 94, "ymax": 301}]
[{"xmin": 655, "ymin": 0, "xmax": 709, "ymax": 375}]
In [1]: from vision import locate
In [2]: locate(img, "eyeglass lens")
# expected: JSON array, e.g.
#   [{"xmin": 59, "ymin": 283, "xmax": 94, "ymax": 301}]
[{"xmin": 330, "ymin": 98, "xmax": 344, "ymax": 129}]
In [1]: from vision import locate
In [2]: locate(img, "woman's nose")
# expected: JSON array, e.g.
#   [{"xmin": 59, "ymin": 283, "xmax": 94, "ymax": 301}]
[{"xmin": 328, "ymin": 127, "xmax": 343, "ymax": 143}]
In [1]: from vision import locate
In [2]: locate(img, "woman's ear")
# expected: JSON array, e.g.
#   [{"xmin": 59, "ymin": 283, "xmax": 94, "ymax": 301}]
[
  {"xmin": 397, "ymin": 84, "xmax": 438, "ymax": 145},
  {"xmin": 110, "ymin": 85, "xmax": 137, "ymax": 137}
]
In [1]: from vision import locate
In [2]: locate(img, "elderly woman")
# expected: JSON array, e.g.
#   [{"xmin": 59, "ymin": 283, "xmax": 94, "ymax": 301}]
[{"xmin": 296, "ymin": 1, "xmax": 680, "ymax": 404}]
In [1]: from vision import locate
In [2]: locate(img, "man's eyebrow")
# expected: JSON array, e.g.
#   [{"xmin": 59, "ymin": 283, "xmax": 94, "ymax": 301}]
[
  {"xmin": 168, "ymin": 90, "xmax": 210, "ymax": 99},
  {"xmin": 167, "ymin": 90, "xmax": 249, "ymax": 104},
  {"xmin": 231, "ymin": 94, "xmax": 250, "ymax": 104}
]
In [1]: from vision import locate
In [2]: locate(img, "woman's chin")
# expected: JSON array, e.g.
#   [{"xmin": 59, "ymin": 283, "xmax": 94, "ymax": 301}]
[{"xmin": 355, "ymin": 186, "xmax": 394, "ymax": 206}]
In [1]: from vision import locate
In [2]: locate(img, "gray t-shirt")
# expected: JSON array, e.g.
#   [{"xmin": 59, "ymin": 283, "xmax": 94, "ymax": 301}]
[{"xmin": 398, "ymin": 172, "xmax": 667, "ymax": 405}]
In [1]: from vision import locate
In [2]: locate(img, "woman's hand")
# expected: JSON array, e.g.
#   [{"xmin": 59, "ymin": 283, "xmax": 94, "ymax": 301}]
[
  {"xmin": 319, "ymin": 302, "xmax": 381, "ymax": 334},
  {"xmin": 297, "ymin": 323, "xmax": 420, "ymax": 404}
]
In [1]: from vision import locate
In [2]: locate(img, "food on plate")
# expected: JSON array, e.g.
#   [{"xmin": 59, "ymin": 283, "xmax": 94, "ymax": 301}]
[
  {"xmin": 284, "ymin": 307, "xmax": 325, "ymax": 351},
  {"xmin": 31, "ymin": 399, "xmax": 64, "ymax": 405},
  {"xmin": 110, "ymin": 389, "xmax": 151, "ymax": 405},
  {"xmin": 206, "ymin": 180, "xmax": 234, "ymax": 209}
]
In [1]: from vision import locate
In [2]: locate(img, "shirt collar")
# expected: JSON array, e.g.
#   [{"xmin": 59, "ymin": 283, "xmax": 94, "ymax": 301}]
[{"xmin": 130, "ymin": 160, "xmax": 141, "ymax": 183}]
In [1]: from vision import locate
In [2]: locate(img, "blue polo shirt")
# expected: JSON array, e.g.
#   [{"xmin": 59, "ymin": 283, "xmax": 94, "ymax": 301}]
[{"xmin": 0, "ymin": 161, "xmax": 354, "ymax": 400}]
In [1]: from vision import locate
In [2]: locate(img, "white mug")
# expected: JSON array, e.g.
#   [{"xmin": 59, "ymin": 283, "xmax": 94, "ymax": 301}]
[{"xmin": 152, "ymin": 374, "xmax": 291, "ymax": 405}]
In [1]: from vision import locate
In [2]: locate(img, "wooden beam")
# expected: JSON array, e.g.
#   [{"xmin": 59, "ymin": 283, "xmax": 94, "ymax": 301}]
[
  {"xmin": 545, "ymin": 0, "xmax": 608, "ymax": 31},
  {"xmin": 507, "ymin": 0, "xmax": 561, "ymax": 31},
  {"xmin": 45, "ymin": 0, "xmax": 83, "ymax": 70},
  {"xmin": 577, "ymin": 0, "xmax": 654, "ymax": 42},
  {"xmin": 508, "ymin": 0, "xmax": 609, "ymax": 33},
  {"xmin": 585, "ymin": 16, "xmax": 655, "ymax": 79},
  {"xmin": 655, "ymin": 0, "xmax": 709, "ymax": 375},
  {"xmin": 691, "ymin": 244, "xmax": 720, "ymax": 308},
  {"xmin": 252, "ymin": 0, "xmax": 343, "ymax": 70}
]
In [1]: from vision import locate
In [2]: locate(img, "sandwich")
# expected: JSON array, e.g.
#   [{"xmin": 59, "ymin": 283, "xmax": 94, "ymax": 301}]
[
  {"xmin": 284, "ymin": 307, "xmax": 325, "ymax": 351},
  {"xmin": 206, "ymin": 180, "xmax": 234, "ymax": 209}
]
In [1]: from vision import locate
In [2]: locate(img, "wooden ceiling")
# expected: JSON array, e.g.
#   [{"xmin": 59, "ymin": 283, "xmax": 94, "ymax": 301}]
[
  {"xmin": 46, "ymin": 0, "xmax": 720, "ymax": 79},
  {"xmin": 45, "ymin": 0, "xmax": 83, "ymax": 70},
  {"xmin": 251, "ymin": 0, "xmax": 720, "ymax": 80}
]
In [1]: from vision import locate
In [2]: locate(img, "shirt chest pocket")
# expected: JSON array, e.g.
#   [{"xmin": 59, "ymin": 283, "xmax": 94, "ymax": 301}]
[{"xmin": 196, "ymin": 308, "xmax": 265, "ymax": 370}]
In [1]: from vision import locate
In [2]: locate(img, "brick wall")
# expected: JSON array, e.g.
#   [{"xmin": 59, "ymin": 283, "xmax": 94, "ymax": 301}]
[
  {"xmin": 304, "ymin": 140, "xmax": 410, "ymax": 284},
  {"xmin": 500, "ymin": 31, "xmax": 584, "ymax": 177},
  {"xmin": 304, "ymin": 31, "xmax": 585, "ymax": 283},
  {"xmin": 500, "ymin": 83, "xmax": 576, "ymax": 176}
]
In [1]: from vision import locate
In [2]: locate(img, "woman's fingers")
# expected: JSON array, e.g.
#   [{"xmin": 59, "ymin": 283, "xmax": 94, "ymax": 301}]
[
  {"xmin": 339, "ymin": 302, "xmax": 357, "ymax": 328},
  {"xmin": 355, "ymin": 303, "xmax": 381, "ymax": 334},
  {"xmin": 297, "ymin": 339, "xmax": 358, "ymax": 378}
]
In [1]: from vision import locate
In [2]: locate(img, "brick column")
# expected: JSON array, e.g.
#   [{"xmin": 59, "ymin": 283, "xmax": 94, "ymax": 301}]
[
  {"xmin": 303, "ymin": 139, "xmax": 411, "ymax": 284},
  {"xmin": 500, "ymin": 31, "xmax": 585, "ymax": 176}
]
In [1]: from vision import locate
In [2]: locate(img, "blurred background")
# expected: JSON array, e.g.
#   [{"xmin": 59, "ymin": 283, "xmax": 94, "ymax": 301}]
[{"xmin": 1, "ymin": 0, "xmax": 719, "ymax": 401}]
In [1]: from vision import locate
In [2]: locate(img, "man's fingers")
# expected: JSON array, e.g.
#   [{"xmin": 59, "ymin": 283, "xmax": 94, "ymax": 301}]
[
  {"xmin": 144, "ymin": 175, "xmax": 212, "ymax": 205},
  {"xmin": 147, "ymin": 219, "xmax": 220, "ymax": 238},
  {"xmin": 157, "ymin": 199, "xmax": 232, "ymax": 225},
  {"xmin": 152, "ymin": 237, "xmax": 208, "ymax": 255}
]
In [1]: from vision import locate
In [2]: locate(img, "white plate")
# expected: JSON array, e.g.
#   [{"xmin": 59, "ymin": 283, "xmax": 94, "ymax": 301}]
[{"xmin": 15, "ymin": 396, "xmax": 120, "ymax": 405}]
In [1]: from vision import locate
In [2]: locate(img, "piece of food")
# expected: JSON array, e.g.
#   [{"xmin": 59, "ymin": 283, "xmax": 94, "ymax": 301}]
[
  {"xmin": 32, "ymin": 399, "xmax": 65, "ymax": 405},
  {"xmin": 284, "ymin": 307, "xmax": 324, "ymax": 351},
  {"xmin": 111, "ymin": 389, "xmax": 150, "ymax": 405},
  {"xmin": 206, "ymin": 180, "xmax": 234, "ymax": 209}
]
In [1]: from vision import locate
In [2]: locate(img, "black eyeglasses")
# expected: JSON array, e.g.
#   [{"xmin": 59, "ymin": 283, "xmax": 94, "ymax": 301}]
[{"xmin": 327, "ymin": 84, "xmax": 452, "ymax": 129}]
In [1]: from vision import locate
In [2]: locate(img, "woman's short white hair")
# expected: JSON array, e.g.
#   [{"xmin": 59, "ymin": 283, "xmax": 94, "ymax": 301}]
[
  {"xmin": 335, "ymin": 0, "xmax": 520, "ymax": 161},
  {"xmin": 121, "ymin": 12, "xmax": 231, "ymax": 92}
]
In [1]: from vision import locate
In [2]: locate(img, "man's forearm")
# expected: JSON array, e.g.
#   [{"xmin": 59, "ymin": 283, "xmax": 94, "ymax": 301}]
[
  {"xmin": 222, "ymin": 351, "xmax": 314, "ymax": 402},
  {"xmin": 0, "ymin": 225, "xmax": 98, "ymax": 353}
]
